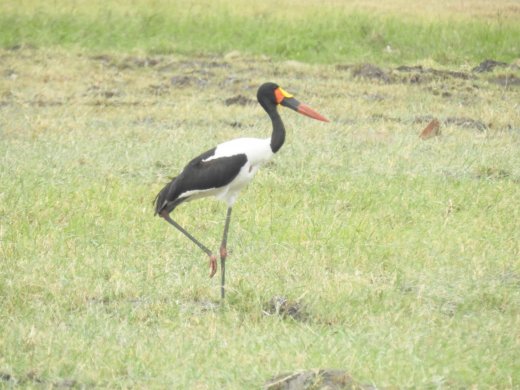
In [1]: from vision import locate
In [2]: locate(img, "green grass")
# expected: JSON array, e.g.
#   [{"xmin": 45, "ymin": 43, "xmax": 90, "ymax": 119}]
[
  {"xmin": 1, "ymin": 1, "xmax": 520, "ymax": 387},
  {"xmin": 1, "ymin": 0, "xmax": 519, "ymax": 65},
  {"xmin": 0, "ymin": 46, "xmax": 519, "ymax": 388}
]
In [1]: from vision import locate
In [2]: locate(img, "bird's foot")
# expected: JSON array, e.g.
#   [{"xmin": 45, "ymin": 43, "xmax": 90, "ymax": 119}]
[
  {"xmin": 220, "ymin": 246, "xmax": 228, "ymax": 260},
  {"xmin": 209, "ymin": 255, "xmax": 217, "ymax": 278}
]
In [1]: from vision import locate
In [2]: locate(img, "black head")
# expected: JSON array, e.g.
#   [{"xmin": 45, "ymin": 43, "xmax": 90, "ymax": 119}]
[
  {"xmin": 256, "ymin": 82, "xmax": 329, "ymax": 122},
  {"xmin": 256, "ymin": 82, "xmax": 280, "ymax": 111}
]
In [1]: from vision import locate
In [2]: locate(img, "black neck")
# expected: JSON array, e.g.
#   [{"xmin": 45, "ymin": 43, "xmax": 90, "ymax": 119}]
[{"xmin": 268, "ymin": 107, "xmax": 285, "ymax": 153}]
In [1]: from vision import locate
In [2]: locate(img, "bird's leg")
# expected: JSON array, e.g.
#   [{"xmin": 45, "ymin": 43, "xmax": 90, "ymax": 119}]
[
  {"xmin": 219, "ymin": 207, "xmax": 232, "ymax": 299},
  {"xmin": 160, "ymin": 211, "xmax": 217, "ymax": 278}
]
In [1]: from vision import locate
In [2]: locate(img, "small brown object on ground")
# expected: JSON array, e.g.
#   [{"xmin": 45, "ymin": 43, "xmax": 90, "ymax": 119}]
[{"xmin": 420, "ymin": 119, "xmax": 441, "ymax": 139}]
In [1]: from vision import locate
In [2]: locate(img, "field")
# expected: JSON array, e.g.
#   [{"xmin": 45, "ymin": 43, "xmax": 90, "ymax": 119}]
[{"xmin": 1, "ymin": 1, "xmax": 520, "ymax": 388}]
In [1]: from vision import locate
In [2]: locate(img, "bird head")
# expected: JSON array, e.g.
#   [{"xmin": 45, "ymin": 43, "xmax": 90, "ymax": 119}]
[{"xmin": 257, "ymin": 82, "xmax": 329, "ymax": 122}]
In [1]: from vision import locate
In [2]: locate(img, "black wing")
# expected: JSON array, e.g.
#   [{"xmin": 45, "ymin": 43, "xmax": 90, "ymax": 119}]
[{"xmin": 155, "ymin": 147, "xmax": 247, "ymax": 215}]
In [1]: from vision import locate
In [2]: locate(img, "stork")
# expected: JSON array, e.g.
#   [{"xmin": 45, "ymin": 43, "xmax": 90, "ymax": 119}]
[{"xmin": 154, "ymin": 82, "xmax": 329, "ymax": 298}]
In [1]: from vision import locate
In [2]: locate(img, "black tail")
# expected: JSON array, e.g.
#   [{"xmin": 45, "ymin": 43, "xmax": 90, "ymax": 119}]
[{"xmin": 154, "ymin": 177, "xmax": 176, "ymax": 216}]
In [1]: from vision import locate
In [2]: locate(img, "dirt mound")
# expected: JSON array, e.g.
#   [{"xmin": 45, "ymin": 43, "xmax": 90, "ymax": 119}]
[
  {"xmin": 396, "ymin": 65, "xmax": 471, "ymax": 82},
  {"xmin": 351, "ymin": 63, "xmax": 391, "ymax": 83},
  {"xmin": 345, "ymin": 63, "xmax": 477, "ymax": 85},
  {"xmin": 444, "ymin": 116, "xmax": 487, "ymax": 131},
  {"xmin": 90, "ymin": 54, "xmax": 166, "ymax": 69},
  {"xmin": 170, "ymin": 75, "xmax": 209, "ymax": 88},
  {"xmin": 0, "ymin": 371, "xmax": 84, "ymax": 388},
  {"xmin": 224, "ymin": 95, "xmax": 256, "ymax": 106},
  {"xmin": 472, "ymin": 59, "xmax": 508, "ymax": 73}
]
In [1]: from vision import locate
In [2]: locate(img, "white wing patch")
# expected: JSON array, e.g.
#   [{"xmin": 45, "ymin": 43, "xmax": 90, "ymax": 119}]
[
  {"xmin": 194, "ymin": 137, "xmax": 274, "ymax": 206},
  {"xmin": 204, "ymin": 137, "xmax": 273, "ymax": 165}
]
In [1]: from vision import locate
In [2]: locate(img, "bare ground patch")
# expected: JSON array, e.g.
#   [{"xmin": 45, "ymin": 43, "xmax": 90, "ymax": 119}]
[
  {"xmin": 336, "ymin": 59, "xmax": 520, "ymax": 92},
  {"xmin": 265, "ymin": 369, "xmax": 376, "ymax": 390},
  {"xmin": 225, "ymin": 94, "xmax": 257, "ymax": 106},
  {"xmin": 0, "ymin": 370, "xmax": 92, "ymax": 389}
]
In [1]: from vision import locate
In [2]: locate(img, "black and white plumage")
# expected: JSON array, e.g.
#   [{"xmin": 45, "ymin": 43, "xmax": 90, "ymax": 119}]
[{"xmin": 155, "ymin": 82, "xmax": 329, "ymax": 298}]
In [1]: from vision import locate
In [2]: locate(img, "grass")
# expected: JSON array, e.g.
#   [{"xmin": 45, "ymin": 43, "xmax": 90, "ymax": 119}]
[
  {"xmin": 1, "ymin": 1, "xmax": 520, "ymax": 388},
  {"xmin": 1, "ymin": 0, "xmax": 519, "ymax": 65},
  {"xmin": 1, "ymin": 46, "xmax": 519, "ymax": 388}
]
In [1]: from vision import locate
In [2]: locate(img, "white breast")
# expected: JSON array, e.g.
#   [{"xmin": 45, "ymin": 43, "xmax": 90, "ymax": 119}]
[{"xmin": 208, "ymin": 137, "xmax": 274, "ymax": 206}]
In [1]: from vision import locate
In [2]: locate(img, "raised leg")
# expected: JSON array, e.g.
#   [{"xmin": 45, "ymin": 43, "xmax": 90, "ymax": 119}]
[
  {"xmin": 220, "ymin": 207, "xmax": 232, "ymax": 299},
  {"xmin": 160, "ymin": 211, "xmax": 217, "ymax": 278}
]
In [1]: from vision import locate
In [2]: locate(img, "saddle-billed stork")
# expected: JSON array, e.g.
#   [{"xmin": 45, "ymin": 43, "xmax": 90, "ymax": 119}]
[{"xmin": 154, "ymin": 82, "xmax": 329, "ymax": 298}]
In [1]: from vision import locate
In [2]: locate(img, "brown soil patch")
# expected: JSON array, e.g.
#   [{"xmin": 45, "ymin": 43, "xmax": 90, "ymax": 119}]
[
  {"xmin": 396, "ymin": 65, "xmax": 472, "ymax": 81},
  {"xmin": 170, "ymin": 75, "xmax": 209, "ymax": 88},
  {"xmin": 444, "ymin": 116, "xmax": 487, "ymax": 131},
  {"xmin": 0, "ymin": 371, "xmax": 84, "ymax": 388},
  {"xmin": 351, "ymin": 63, "xmax": 391, "ymax": 83},
  {"xmin": 225, "ymin": 95, "xmax": 256, "ymax": 106},
  {"xmin": 472, "ymin": 59, "xmax": 508, "ymax": 73}
]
